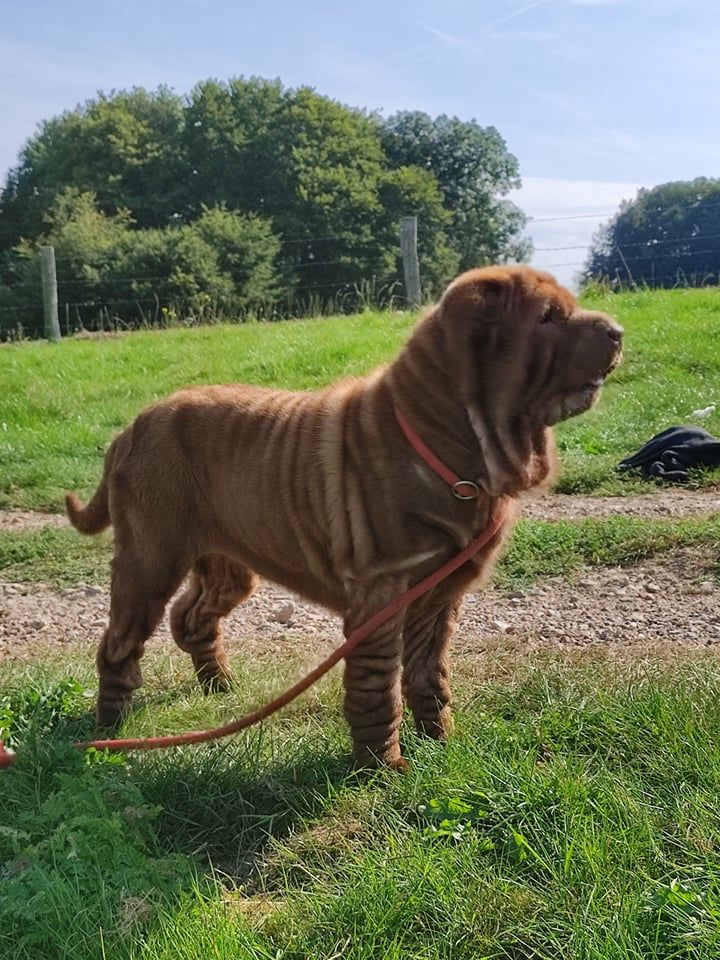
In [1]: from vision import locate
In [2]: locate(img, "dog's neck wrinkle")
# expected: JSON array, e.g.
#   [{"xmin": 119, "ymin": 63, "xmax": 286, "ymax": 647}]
[
  {"xmin": 381, "ymin": 314, "xmax": 554, "ymax": 497},
  {"xmin": 382, "ymin": 314, "xmax": 487, "ymax": 476},
  {"xmin": 468, "ymin": 404, "xmax": 555, "ymax": 496}
]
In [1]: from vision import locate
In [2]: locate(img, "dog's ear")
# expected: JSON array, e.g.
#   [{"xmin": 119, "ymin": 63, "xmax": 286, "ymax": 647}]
[{"xmin": 439, "ymin": 268, "xmax": 515, "ymax": 326}]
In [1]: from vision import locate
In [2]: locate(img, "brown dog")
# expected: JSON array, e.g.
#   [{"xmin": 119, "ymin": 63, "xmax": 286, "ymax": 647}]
[{"xmin": 67, "ymin": 266, "xmax": 622, "ymax": 768}]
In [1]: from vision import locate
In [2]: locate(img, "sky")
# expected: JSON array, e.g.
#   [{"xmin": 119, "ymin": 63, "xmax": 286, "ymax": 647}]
[{"xmin": 1, "ymin": 0, "xmax": 718, "ymax": 287}]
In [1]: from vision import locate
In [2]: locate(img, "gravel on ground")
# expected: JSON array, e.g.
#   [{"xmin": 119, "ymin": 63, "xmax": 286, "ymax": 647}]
[
  {"xmin": 1, "ymin": 490, "xmax": 718, "ymax": 667},
  {"xmin": 522, "ymin": 488, "xmax": 720, "ymax": 521}
]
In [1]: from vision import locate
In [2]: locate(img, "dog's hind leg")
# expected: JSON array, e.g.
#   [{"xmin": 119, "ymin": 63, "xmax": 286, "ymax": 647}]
[
  {"xmin": 401, "ymin": 596, "xmax": 461, "ymax": 741},
  {"xmin": 170, "ymin": 554, "xmax": 258, "ymax": 693},
  {"xmin": 96, "ymin": 546, "xmax": 189, "ymax": 728}
]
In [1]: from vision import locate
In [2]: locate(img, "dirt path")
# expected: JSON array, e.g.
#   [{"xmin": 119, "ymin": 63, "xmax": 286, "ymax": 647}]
[
  {"xmin": 3, "ymin": 487, "xmax": 719, "ymax": 535},
  {"xmin": 523, "ymin": 488, "xmax": 720, "ymax": 521},
  {"xmin": 1, "ymin": 490, "xmax": 719, "ymax": 665},
  {"xmin": 2, "ymin": 549, "xmax": 718, "ymax": 666},
  {"xmin": 0, "ymin": 509, "xmax": 68, "ymax": 533}
]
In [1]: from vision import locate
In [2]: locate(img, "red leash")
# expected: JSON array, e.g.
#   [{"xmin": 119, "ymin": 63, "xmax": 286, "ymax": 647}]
[{"xmin": 0, "ymin": 410, "xmax": 506, "ymax": 768}]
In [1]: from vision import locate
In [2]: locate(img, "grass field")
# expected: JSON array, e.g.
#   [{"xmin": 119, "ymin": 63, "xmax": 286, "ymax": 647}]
[
  {"xmin": 4, "ymin": 652, "xmax": 720, "ymax": 959},
  {"xmin": 2, "ymin": 285, "xmax": 720, "ymax": 510},
  {"xmin": 3, "ymin": 285, "xmax": 720, "ymax": 959}
]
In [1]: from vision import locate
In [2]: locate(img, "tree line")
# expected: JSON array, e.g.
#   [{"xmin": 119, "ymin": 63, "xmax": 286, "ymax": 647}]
[
  {"xmin": 0, "ymin": 79, "xmax": 531, "ymax": 337},
  {"xmin": 582, "ymin": 178, "xmax": 720, "ymax": 289}
]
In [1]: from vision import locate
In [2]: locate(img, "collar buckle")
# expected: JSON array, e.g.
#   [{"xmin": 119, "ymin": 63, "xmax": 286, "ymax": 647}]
[{"xmin": 451, "ymin": 480, "xmax": 480, "ymax": 501}]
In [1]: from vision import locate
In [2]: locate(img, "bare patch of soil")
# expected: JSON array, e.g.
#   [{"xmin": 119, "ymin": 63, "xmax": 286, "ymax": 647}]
[
  {"xmin": 2, "ymin": 548, "xmax": 718, "ymax": 668},
  {"xmin": 522, "ymin": 488, "xmax": 720, "ymax": 521},
  {"xmin": 1, "ymin": 492, "xmax": 718, "ymax": 667},
  {"xmin": 0, "ymin": 509, "xmax": 68, "ymax": 533}
]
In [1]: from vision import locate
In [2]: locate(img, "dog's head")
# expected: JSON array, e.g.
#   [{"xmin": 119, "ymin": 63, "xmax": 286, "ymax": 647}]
[{"xmin": 437, "ymin": 265, "xmax": 623, "ymax": 494}]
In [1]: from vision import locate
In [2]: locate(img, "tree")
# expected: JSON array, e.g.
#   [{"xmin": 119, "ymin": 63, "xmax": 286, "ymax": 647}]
[
  {"xmin": 0, "ymin": 192, "xmax": 281, "ymax": 334},
  {"xmin": 87, "ymin": 206, "xmax": 280, "ymax": 322},
  {"xmin": 0, "ymin": 87, "xmax": 186, "ymax": 254},
  {"xmin": 376, "ymin": 166, "xmax": 457, "ymax": 299},
  {"xmin": 582, "ymin": 178, "xmax": 720, "ymax": 288},
  {"xmin": 182, "ymin": 77, "xmax": 285, "ymax": 218},
  {"xmin": 380, "ymin": 112, "xmax": 531, "ymax": 270},
  {"xmin": 192, "ymin": 205, "xmax": 281, "ymax": 305},
  {"xmin": 253, "ymin": 86, "xmax": 391, "ymax": 293},
  {"xmin": 0, "ymin": 188, "xmax": 133, "ymax": 336},
  {"xmin": 112, "ymin": 225, "xmax": 233, "ymax": 320},
  {"xmin": 32, "ymin": 187, "xmax": 133, "ymax": 289},
  {"xmin": 0, "ymin": 78, "xmax": 535, "ymax": 332}
]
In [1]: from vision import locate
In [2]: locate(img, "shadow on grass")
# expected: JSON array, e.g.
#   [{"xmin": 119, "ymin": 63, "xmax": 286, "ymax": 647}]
[
  {"xmin": 133, "ymin": 734, "xmax": 354, "ymax": 879},
  {"xmin": 0, "ymin": 673, "xmax": 358, "ymax": 959}
]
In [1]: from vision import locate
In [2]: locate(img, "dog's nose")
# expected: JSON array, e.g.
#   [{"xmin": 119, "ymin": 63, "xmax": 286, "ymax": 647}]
[{"xmin": 607, "ymin": 324, "xmax": 623, "ymax": 344}]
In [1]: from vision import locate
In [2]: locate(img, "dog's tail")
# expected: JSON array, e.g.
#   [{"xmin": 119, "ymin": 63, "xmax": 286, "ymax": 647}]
[{"xmin": 66, "ymin": 438, "xmax": 118, "ymax": 535}]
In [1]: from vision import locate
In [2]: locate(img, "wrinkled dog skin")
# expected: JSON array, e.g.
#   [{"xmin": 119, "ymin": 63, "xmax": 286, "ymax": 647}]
[{"xmin": 67, "ymin": 266, "xmax": 622, "ymax": 768}]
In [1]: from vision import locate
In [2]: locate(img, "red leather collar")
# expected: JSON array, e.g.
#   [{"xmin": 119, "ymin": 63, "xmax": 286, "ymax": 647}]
[{"xmin": 394, "ymin": 406, "xmax": 480, "ymax": 500}]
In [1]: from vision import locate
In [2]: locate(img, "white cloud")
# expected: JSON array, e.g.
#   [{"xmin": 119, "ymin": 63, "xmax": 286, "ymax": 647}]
[{"xmin": 517, "ymin": 176, "xmax": 642, "ymax": 216}]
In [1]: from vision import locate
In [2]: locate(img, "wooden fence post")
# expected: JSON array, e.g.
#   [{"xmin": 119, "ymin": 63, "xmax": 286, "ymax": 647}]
[
  {"xmin": 40, "ymin": 245, "xmax": 61, "ymax": 342},
  {"xmin": 399, "ymin": 216, "xmax": 422, "ymax": 309}
]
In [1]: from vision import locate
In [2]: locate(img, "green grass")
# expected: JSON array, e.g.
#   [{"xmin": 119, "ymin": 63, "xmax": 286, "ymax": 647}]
[
  {"xmin": 0, "ymin": 526, "xmax": 112, "ymax": 585},
  {"xmin": 4, "ymin": 651, "xmax": 720, "ymax": 958},
  {"xmin": 2, "ymin": 514, "xmax": 718, "ymax": 590},
  {"xmin": 557, "ymin": 286, "xmax": 720, "ymax": 494},
  {"xmin": 2, "ymin": 286, "xmax": 720, "ymax": 510},
  {"xmin": 3, "ymin": 287, "xmax": 720, "ymax": 959},
  {"xmin": 0, "ymin": 311, "xmax": 408, "ymax": 511},
  {"xmin": 498, "ymin": 514, "xmax": 720, "ymax": 587}
]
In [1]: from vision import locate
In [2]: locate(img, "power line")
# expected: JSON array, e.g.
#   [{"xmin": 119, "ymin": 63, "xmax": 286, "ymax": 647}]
[
  {"xmin": 279, "ymin": 258, "xmax": 381, "ymax": 269},
  {"xmin": 61, "ymin": 297, "xmax": 161, "ymax": 308},
  {"xmin": 279, "ymin": 234, "xmax": 349, "ymax": 245},
  {"xmin": 535, "ymin": 231, "xmax": 720, "ymax": 253},
  {"xmin": 0, "ymin": 304, "xmax": 42, "ymax": 314},
  {"xmin": 528, "ymin": 212, "xmax": 615, "ymax": 223},
  {"xmin": 527, "ymin": 196, "xmax": 720, "ymax": 227}
]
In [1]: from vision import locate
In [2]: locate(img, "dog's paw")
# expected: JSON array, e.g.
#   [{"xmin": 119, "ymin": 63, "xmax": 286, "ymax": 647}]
[
  {"xmin": 353, "ymin": 749, "xmax": 409, "ymax": 774},
  {"xmin": 198, "ymin": 670, "xmax": 235, "ymax": 695},
  {"xmin": 387, "ymin": 756, "xmax": 410, "ymax": 773},
  {"xmin": 95, "ymin": 698, "xmax": 131, "ymax": 730}
]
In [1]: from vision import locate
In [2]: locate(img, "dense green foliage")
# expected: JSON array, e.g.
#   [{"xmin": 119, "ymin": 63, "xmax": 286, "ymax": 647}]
[
  {"xmin": 582, "ymin": 177, "xmax": 720, "ymax": 289},
  {"xmin": 1, "ymin": 190, "xmax": 282, "ymax": 330},
  {"xmin": 0, "ymin": 80, "xmax": 528, "ymax": 337},
  {"xmin": 381, "ymin": 111, "xmax": 531, "ymax": 271}
]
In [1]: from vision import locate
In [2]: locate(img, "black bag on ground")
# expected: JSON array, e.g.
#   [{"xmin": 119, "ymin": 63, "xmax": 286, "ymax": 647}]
[{"xmin": 617, "ymin": 426, "xmax": 720, "ymax": 483}]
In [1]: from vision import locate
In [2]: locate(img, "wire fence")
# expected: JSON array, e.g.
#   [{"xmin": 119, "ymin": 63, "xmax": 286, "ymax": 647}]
[
  {"xmin": 2, "ymin": 206, "xmax": 720, "ymax": 341},
  {"xmin": 0, "ymin": 260, "xmax": 413, "ymax": 341}
]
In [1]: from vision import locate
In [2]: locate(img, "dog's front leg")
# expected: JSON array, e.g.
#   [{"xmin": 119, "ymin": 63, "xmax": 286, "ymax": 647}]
[
  {"xmin": 402, "ymin": 595, "xmax": 461, "ymax": 741},
  {"xmin": 342, "ymin": 578, "xmax": 408, "ymax": 770}
]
